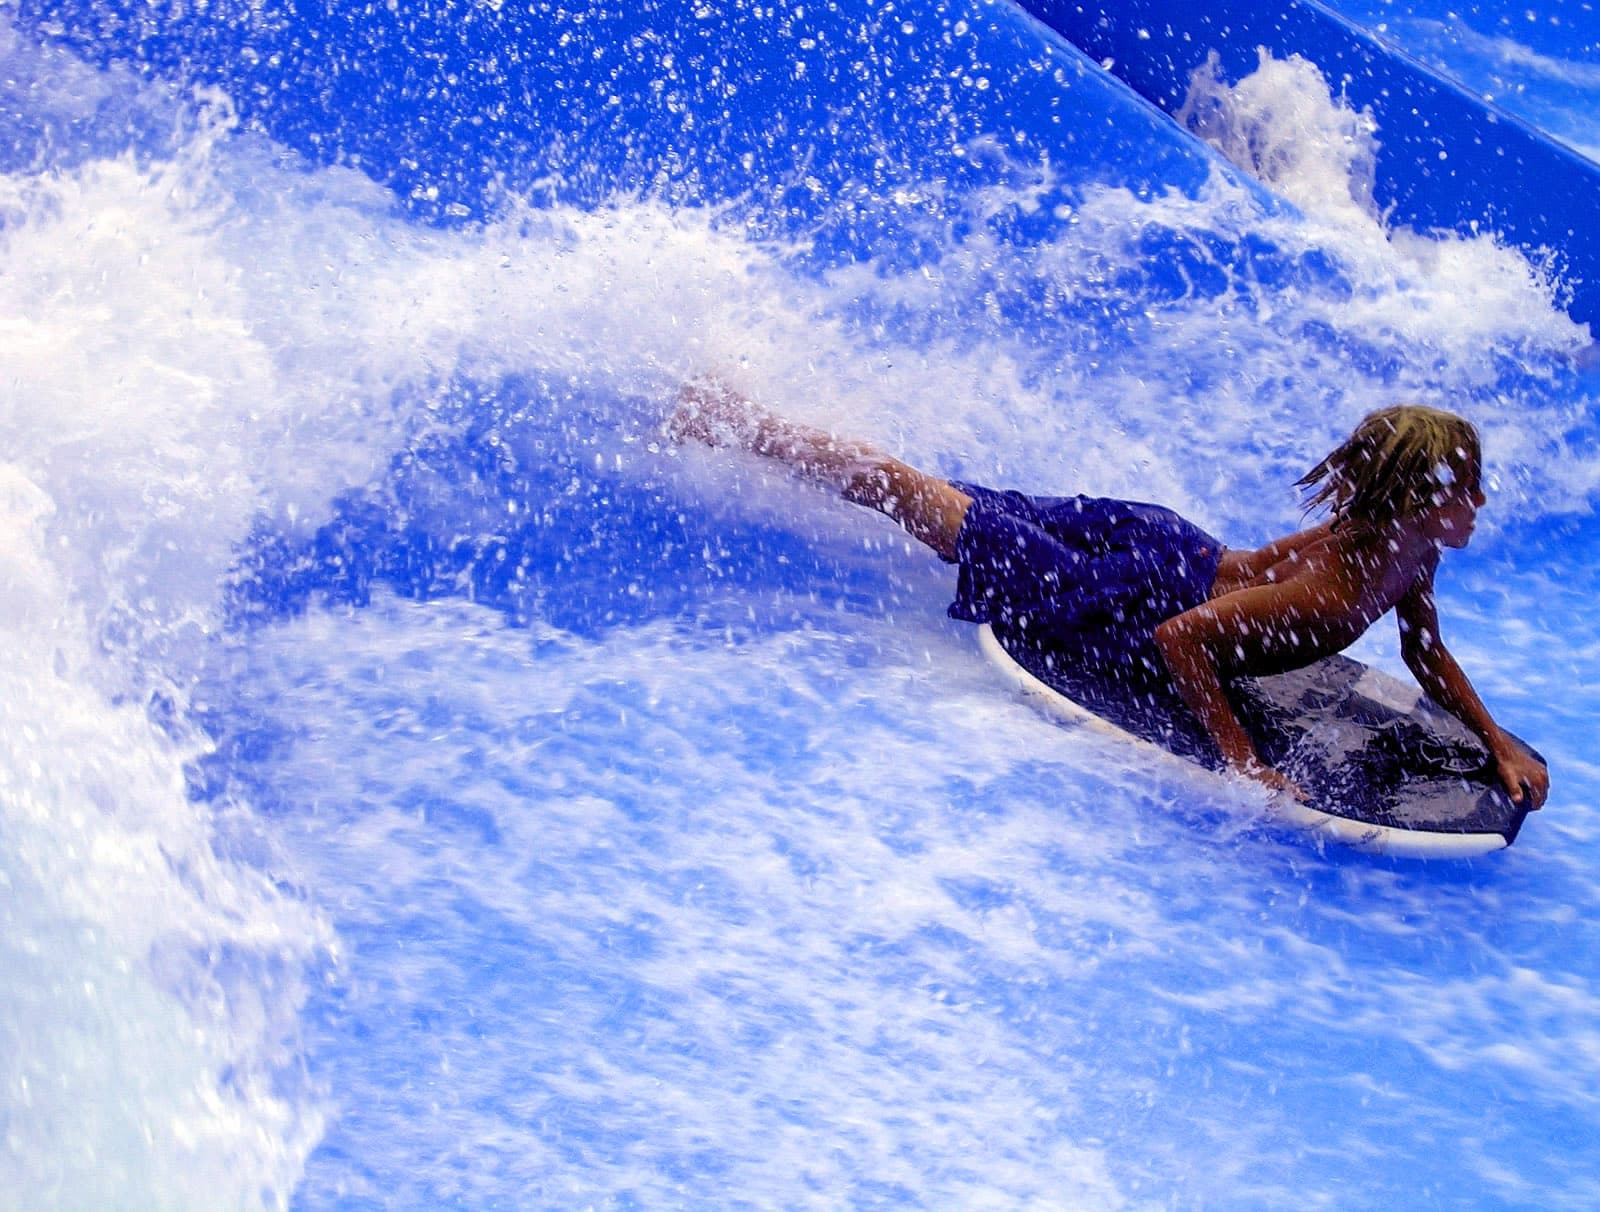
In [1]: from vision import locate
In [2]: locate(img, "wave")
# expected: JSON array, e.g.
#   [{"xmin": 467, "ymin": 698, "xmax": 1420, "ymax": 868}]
[{"xmin": 3, "ymin": 11, "xmax": 1598, "ymax": 1207}]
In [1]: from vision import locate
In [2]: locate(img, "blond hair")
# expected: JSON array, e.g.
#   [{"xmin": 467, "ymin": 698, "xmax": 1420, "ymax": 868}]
[{"xmin": 1298, "ymin": 404, "xmax": 1481, "ymax": 528}]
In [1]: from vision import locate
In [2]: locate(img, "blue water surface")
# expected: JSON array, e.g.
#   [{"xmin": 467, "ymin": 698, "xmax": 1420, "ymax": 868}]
[
  {"xmin": 1321, "ymin": 0, "xmax": 1600, "ymax": 159},
  {"xmin": 3, "ymin": 1, "xmax": 1599, "ymax": 1209}
]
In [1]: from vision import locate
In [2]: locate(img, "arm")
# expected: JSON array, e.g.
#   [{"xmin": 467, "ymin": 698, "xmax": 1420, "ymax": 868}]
[
  {"xmin": 1153, "ymin": 573, "xmax": 1356, "ymax": 796},
  {"xmin": 1396, "ymin": 568, "xmax": 1549, "ymax": 808}
]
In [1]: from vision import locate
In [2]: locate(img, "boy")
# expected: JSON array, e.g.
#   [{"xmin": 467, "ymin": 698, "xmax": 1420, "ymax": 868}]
[{"xmin": 670, "ymin": 381, "xmax": 1549, "ymax": 808}]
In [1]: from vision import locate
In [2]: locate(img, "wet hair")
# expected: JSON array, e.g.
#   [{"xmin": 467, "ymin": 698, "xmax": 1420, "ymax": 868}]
[{"xmin": 1297, "ymin": 404, "xmax": 1482, "ymax": 528}]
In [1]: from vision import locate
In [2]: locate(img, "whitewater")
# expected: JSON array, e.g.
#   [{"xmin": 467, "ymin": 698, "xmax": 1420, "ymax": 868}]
[{"xmin": 3, "ymin": 2, "xmax": 1599, "ymax": 1207}]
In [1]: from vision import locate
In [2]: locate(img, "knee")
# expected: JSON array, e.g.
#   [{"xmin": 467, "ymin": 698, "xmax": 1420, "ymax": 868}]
[{"xmin": 842, "ymin": 458, "xmax": 939, "ymax": 517}]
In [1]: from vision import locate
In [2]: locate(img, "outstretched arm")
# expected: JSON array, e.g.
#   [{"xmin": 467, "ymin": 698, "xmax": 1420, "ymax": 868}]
[{"xmin": 1396, "ymin": 568, "xmax": 1549, "ymax": 808}]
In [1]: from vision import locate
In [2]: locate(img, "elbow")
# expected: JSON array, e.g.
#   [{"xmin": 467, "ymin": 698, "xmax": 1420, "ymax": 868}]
[{"xmin": 1156, "ymin": 615, "xmax": 1229, "ymax": 690}]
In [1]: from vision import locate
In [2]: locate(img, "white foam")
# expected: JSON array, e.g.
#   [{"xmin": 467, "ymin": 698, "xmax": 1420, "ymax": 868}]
[
  {"xmin": 4, "ymin": 12, "xmax": 1600, "ymax": 1209},
  {"xmin": 0, "ymin": 30, "xmax": 353, "ymax": 1211},
  {"xmin": 0, "ymin": 21, "xmax": 895, "ymax": 1204},
  {"xmin": 0, "ymin": 442, "xmax": 327, "ymax": 1205},
  {"xmin": 1180, "ymin": 50, "xmax": 1382, "ymax": 228},
  {"xmin": 1176, "ymin": 48, "xmax": 1587, "ymax": 370},
  {"xmin": 221, "ymin": 593, "xmax": 1233, "ymax": 1208}
]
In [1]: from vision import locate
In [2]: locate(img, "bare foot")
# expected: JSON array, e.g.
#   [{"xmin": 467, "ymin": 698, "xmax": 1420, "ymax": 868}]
[{"xmin": 666, "ymin": 378, "xmax": 757, "ymax": 448}]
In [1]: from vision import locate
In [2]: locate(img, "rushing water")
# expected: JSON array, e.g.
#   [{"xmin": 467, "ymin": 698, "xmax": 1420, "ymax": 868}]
[
  {"xmin": 3, "ymin": 2, "xmax": 1599, "ymax": 1208},
  {"xmin": 1320, "ymin": 0, "xmax": 1600, "ymax": 161}
]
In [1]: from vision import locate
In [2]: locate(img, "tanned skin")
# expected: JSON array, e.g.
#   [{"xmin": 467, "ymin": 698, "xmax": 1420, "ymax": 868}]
[
  {"xmin": 1156, "ymin": 499, "xmax": 1548, "ymax": 807},
  {"xmin": 671, "ymin": 381, "xmax": 1550, "ymax": 810}
]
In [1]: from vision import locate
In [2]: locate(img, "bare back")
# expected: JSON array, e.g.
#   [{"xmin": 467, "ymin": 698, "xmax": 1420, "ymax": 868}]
[{"xmin": 1199, "ymin": 521, "xmax": 1441, "ymax": 678}]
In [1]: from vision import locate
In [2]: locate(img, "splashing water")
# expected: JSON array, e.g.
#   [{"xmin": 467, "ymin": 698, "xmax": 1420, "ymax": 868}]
[
  {"xmin": 3, "ymin": 4, "xmax": 1600, "ymax": 1209},
  {"xmin": 1180, "ymin": 49, "xmax": 1384, "ymax": 226}
]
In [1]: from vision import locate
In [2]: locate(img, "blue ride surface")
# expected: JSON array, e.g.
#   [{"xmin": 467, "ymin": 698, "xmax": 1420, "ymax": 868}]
[
  {"xmin": 3, "ymin": 1, "xmax": 1599, "ymax": 1209},
  {"xmin": 1014, "ymin": 0, "xmax": 1600, "ymax": 326}
]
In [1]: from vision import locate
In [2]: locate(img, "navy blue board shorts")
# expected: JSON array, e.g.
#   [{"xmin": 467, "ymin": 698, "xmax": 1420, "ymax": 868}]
[{"xmin": 945, "ymin": 482, "xmax": 1226, "ymax": 757}]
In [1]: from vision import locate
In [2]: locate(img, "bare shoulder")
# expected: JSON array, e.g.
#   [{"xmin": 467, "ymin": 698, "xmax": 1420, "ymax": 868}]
[
  {"xmin": 1161, "ymin": 554, "xmax": 1379, "ymax": 678},
  {"xmin": 1173, "ymin": 523, "xmax": 1413, "ymax": 674},
  {"xmin": 1213, "ymin": 519, "xmax": 1339, "ymax": 595}
]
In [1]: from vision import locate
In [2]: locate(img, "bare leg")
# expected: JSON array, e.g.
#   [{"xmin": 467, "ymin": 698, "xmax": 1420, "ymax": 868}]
[{"xmin": 668, "ymin": 379, "xmax": 972, "ymax": 561}]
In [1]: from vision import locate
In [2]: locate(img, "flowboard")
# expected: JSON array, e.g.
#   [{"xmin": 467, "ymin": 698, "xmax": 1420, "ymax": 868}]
[{"xmin": 978, "ymin": 624, "xmax": 1542, "ymax": 857}]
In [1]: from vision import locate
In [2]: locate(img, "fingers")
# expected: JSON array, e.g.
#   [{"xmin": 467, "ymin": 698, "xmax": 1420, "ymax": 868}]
[
  {"xmin": 1240, "ymin": 762, "xmax": 1309, "ymax": 804},
  {"xmin": 1526, "ymin": 770, "xmax": 1550, "ymax": 810},
  {"xmin": 1498, "ymin": 757, "xmax": 1550, "ymax": 810},
  {"xmin": 1496, "ymin": 760, "xmax": 1523, "ymax": 803}
]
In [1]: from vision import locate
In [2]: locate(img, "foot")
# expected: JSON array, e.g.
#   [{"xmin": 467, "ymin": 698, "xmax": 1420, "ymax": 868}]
[{"xmin": 665, "ymin": 378, "xmax": 757, "ymax": 449}]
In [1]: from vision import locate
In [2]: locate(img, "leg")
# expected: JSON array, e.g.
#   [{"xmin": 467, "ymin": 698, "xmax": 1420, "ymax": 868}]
[{"xmin": 669, "ymin": 379, "xmax": 972, "ymax": 561}]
